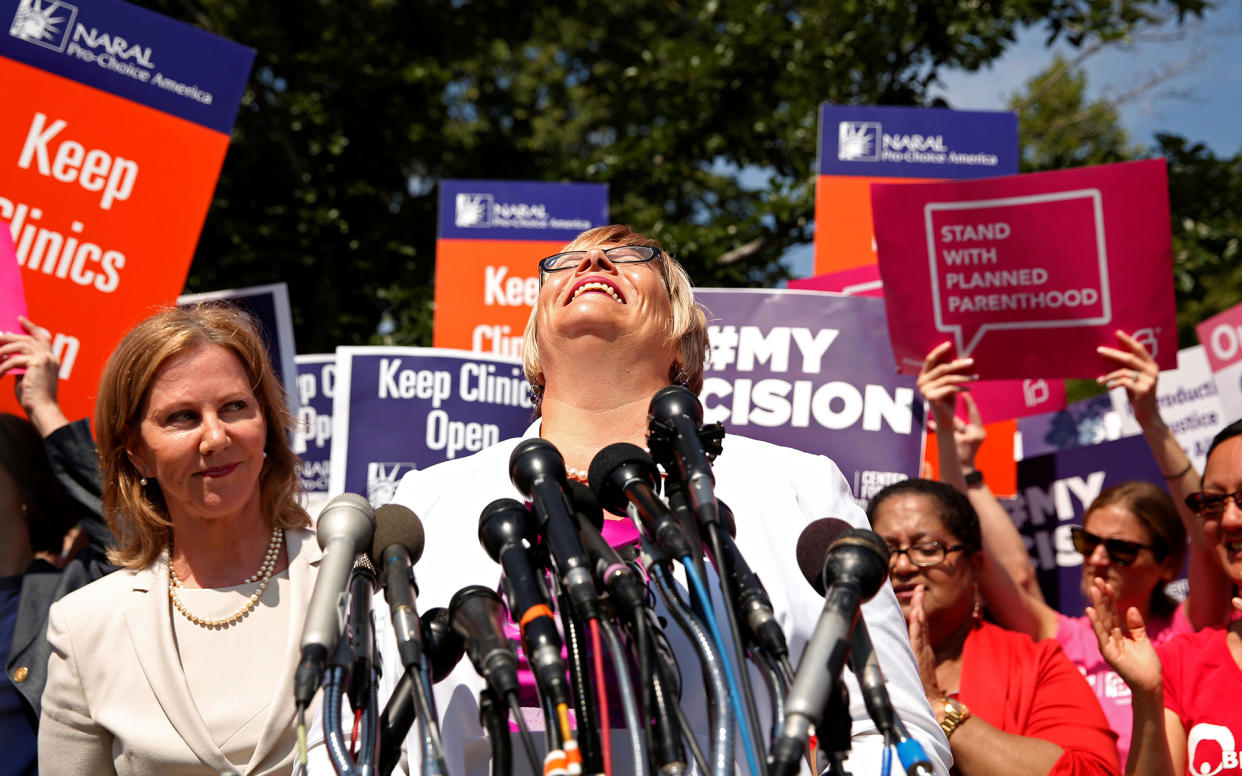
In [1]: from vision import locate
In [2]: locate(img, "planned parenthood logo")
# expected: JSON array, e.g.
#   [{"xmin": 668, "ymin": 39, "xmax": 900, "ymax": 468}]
[
  {"xmin": 10, "ymin": 0, "xmax": 78, "ymax": 52},
  {"xmin": 839, "ymin": 121, "xmax": 881, "ymax": 162},
  {"xmin": 455, "ymin": 193, "xmax": 493, "ymax": 228}
]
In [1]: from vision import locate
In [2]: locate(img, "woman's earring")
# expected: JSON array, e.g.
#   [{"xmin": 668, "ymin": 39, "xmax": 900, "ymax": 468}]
[
  {"xmin": 671, "ymin": 364, "xmax": 689, "ymax": 388},
  {"xmin": 971, "ymin": 588, "xmax": 983, "ymax": 623},
  {"xmin": 139, "ymin": 476, "xmax": 148, "ymax": 487},
  {"xmin": 527, "ymin": 382, "xmax": 544, "ymax": 406}
]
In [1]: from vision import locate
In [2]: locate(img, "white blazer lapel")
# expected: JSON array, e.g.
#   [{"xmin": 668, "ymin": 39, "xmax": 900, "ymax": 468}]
[
  {"xmin": 244, "ymin": 527, "xmax": 322, "ymax": 774},
  {"xmin": 123, "ymin": 562, "xmax": 237, "ymax": 774}
]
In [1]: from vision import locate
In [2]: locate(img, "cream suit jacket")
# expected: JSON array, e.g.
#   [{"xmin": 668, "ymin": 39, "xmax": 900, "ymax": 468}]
[{"xmin": 38, "ymin": 527, "xmax": 321, "ymax": 776}]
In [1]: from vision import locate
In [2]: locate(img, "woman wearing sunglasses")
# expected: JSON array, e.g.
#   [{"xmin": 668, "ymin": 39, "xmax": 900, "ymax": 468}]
[
  {"xmin": 1089, "ymin": 419, "xmax": 1242, "ymax": 776},
  {"xmin": 867, "ymin": 478, "xmax": 1121, "ymax": 775},
  {"xmin": 917, "ymin": 335, "xmax": 1231, "ymax": 766}
]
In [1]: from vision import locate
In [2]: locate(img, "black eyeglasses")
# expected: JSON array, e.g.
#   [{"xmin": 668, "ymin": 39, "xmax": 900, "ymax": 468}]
[
  {"xmin": 539, "ymin": 245, "xmax": 661, "ymax": 274},
  {"xmin": 1185, "ymin": 490, "xmax": 1242, "ymax": 519},
  {"xmin": 1070, "ymin": 527, "xmax": 1157, "ymax": 567},
  {"xmin": 885, "ymin": 540, "xmax": 969, "ymax": 568}
]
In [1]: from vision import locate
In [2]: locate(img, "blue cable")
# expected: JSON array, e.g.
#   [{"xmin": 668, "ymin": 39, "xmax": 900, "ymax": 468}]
[
  {"xmin": 882, "ymin": 743, "xmax": 892, "ymax": 776},
  {"xmin": 682, "ymin": 557, "xmax": 764, "ymax": 776}
]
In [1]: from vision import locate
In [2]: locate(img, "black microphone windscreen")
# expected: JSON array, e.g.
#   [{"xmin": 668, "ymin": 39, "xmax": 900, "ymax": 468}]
[
  {"xmin": 372, "ymin": 504, "xmax": 425, "ymax": 564},
  {"xmin": 795, "ymin": 517, "xmax": 854, "ymax": 595},
  {"xmin": 565, "ymin": 480, "xmax": 605, "ymax": 530},
  {"xmin": 588, "ymin": 442, "xmax": 658, "ymax": 515},
  {"xmin": 422, "ymin": 607, "xmax": 465, "ymax": 683}
]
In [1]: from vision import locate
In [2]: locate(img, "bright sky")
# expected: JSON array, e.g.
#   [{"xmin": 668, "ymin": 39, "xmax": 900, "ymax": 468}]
[
  {"xmin": 931, "ymin": 0, "xmax": 1242, "ymax": 156},
  {"xmin": 782, "ymin": 1, "xmax": 1241, "ymax": 280}
]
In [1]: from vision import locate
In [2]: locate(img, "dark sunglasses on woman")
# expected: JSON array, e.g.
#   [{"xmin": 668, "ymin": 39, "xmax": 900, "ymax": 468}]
[
  {"xmin": 1185, "ymin": 490, "xmax": 1242, "ymax": 519},
  {"xmin": 1069, "ymin": 526, "xmax": 1158, "ymax": 567}
]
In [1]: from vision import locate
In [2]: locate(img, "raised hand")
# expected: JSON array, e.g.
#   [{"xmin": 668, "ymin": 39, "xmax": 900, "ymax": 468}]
[
  {"xmin": 917, "ymin": 341, "xmax": 977, "ymax": 425},
  {"xmin": 1086, "ymin": 577, "xmax": 1163, "ymax": 697},
  {"xmin": 1096, "ymin": 330, "xmax": 1159, "ymax": 428},
  {"xmin": 0, "ymin": 316, "xmax": 70, "ymax": 435}
]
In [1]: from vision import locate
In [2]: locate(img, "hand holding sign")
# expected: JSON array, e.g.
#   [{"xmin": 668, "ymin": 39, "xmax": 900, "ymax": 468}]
[
  {"xmin": 0, "ymin": 316, "xmax": 71, "ymax": 436},
  {"xmin": 1096, "ymin": 330, "xmax": 1161, "ymax": 428}
]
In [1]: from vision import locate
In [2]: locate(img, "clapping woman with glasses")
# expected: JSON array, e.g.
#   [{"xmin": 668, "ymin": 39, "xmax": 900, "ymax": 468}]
[
  {"xmin": 867, "ymin": 479, "xmax": 1121, "ymax": 775},
  {"xmin": 1087, "ymin": 420, "xmax": 1242, "ymax": 776}
]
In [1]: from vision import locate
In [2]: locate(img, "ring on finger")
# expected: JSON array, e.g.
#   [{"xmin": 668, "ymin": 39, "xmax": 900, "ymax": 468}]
[{"xmin": 1132, "ymin": 370, "xmax": 1141, "ymax": 382}]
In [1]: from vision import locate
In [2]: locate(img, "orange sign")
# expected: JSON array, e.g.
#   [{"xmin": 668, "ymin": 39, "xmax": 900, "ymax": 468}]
[
  {"xmin": 432, "ymin": 238, "xmax": 561, "ymax": 355},
  {"xmin": 1, "ymin": 58, "xmax": 236, "ymax": 421}
]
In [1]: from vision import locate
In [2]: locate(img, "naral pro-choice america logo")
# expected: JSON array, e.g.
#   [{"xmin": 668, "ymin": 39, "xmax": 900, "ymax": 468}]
[
  {"xmin": 455, "ymin": 193, "xmax": 494, "ymax": 227},
  {"xmin": 838, "ymin": 120, "xmax": 998, "ymax": 167},
  {"xmin": 10, "ymin": 0, "xmax": 78, "ymax": 52},
  {"xmin": 838, "ymin": 122, "xmax": 882, "ymax": 162}
]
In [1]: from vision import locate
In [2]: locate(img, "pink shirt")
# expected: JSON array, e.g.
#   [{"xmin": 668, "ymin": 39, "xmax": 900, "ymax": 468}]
[{"xmin": 1056, "ymin": 606, "xmax": 1192, "ymax": 765}]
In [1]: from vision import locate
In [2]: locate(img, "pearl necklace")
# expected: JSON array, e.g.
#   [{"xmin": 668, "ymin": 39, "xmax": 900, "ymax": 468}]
[
  {"xmin": 566, "ymin": 467, "xmax": 589, "ymax": 483},
  {"xmin": 168, "ymin": 526, "xmax": 283, "ymax": 629}
]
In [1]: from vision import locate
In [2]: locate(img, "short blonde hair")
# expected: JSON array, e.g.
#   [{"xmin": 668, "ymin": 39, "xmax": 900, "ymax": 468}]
[
  {"xmin": 522, "ymin": 225, "xmax": 709, "ymax": 409},
  {"xmin": 95, "ymin": 304, "xmax": 309, "ymax": 569}
]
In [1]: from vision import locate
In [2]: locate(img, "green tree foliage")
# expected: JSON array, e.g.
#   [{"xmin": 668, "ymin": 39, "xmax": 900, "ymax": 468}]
[
  {"xmin": 140, "ymin": 0, "xmax": 1207, "ymax": 352},
  {"xmin": 1160, "ymin": 134, "xmax": 1242, "ymax": 345},
  {"xmin": 1009, "ymin": 55, "xmax": 1139, "ymax": 171}
]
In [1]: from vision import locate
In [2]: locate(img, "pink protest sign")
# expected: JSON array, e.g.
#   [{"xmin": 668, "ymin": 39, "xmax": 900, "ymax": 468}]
[
  {"xmin": 873, "ymin": 160, "xmax": 1176, "ymax": 379},
  {"xmin": 1196, "ymin": 302, "xmax": 1242, "ymax": 424},
  {"xmin": 956, "ymin": 378, "xmax": 1066, "ymax": 425},
  {"xmin": 788, "ymin": 264, "xmax": 883, "ymax": 297},
  {"xmin": 1197, "ymin": 302, "xmax": 1242, "ymax": 374},
  {"xmin": 0, "ymin": 223, "xmax": 27, "ymax": 334}
]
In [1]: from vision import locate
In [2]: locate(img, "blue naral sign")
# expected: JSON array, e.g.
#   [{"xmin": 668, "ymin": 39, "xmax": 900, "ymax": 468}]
[{"xmin": 818, "ymin": 104, "xmax": 1018, "ymax": 179}]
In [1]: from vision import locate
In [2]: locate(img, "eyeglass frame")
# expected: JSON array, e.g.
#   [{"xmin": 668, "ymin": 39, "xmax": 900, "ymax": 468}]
[
  {"xmin": 885, "ymin": 539, "xmax": 970, "ymax": 568},
  {"xmin": 1184, "ymin": 490, "xmax": 1242, "ymax": 520},
  {"xmin": 1069, "ymin": 526, "xmax": 1160, "ymax": 567},
  {"xmin": 538, "ymin": 245, "xmax": 663, "ymax": 277}
]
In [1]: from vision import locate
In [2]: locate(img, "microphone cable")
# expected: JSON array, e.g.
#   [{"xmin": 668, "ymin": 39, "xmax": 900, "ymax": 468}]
[
  {"xmin": 759, "ymin": 652, "xmax": 787, "ymax": 744},
  {"xmin": 588, "ymin": 618, "xmax": 613, "ymax": 776},
  {"xmin": 597, "ymin": 616, "xmax": 648, "ymax": 776},
  {"xmin": 649, "ymin": 559, "xmax": 733, "ymax": 776},
  {"xmin": 680, "ymin": 556, "xmax": 764, "ymax": 776},
  {"xmin": 699, "ymin": 519, "xmax": 771, "ymax": 776}
]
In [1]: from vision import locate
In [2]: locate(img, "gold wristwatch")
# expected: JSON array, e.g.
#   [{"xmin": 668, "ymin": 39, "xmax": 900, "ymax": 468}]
[{"xmin": 939, "ymin": 697, "xmax": 972, "ymax": 739}]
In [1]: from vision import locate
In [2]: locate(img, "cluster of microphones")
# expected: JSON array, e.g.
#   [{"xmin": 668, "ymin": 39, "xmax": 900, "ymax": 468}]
[{"xmin": 291, "ymin": 386, "xmax": 938, "ymax": 776}]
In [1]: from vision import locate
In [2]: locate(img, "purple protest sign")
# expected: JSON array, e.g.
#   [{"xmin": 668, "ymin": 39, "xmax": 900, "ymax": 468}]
[
  {"xmin": 695, "ymin": 289, "xmax": 924, "ymax": 505},
  {"xmin": 818, "ymin": 104, "xmax": 1018, "ymax": 179},
  {"xmin": 1002, "ymin": 435, "xmax": 1168, "ymax": 615},
  {"xmin": 2, "ymin": 0, "xmax": 254, "ymax": 133},
  {"xmin": 437, "ymin": 180, "xmax": 609, "ymax": 242},
  {"xmin": 330, "ymin": 347, "xmax": 534, "ymax": 506},
  {"xmin": 295, "ymin": 354, "xmax": 334, "ymax": 515},
  {"xmin": 1017, "ymin": 394, "xmax": 1124, "ymax": 461}
]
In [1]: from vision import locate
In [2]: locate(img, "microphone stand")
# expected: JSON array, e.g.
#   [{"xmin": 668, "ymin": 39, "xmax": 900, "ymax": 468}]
[
  {"xmin": 478, "ymin": 687, "xmax": 512, "ymax": 776},
  {"xmin": 815, "ymin": 680, "xmax": 852, "ymax": 776},
  {"xmin": 326, "ymin": 561, "xmax": 383, "ymax": 776}
]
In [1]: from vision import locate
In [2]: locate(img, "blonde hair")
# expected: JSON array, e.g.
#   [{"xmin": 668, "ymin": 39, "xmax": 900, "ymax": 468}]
[
  {"xmin": 522, "ymin": 225, "xmax": 710, "ymax": 411},
  {"xmin": 95, "ymin": 303, "xmax": 309, "ymax": 569}
]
